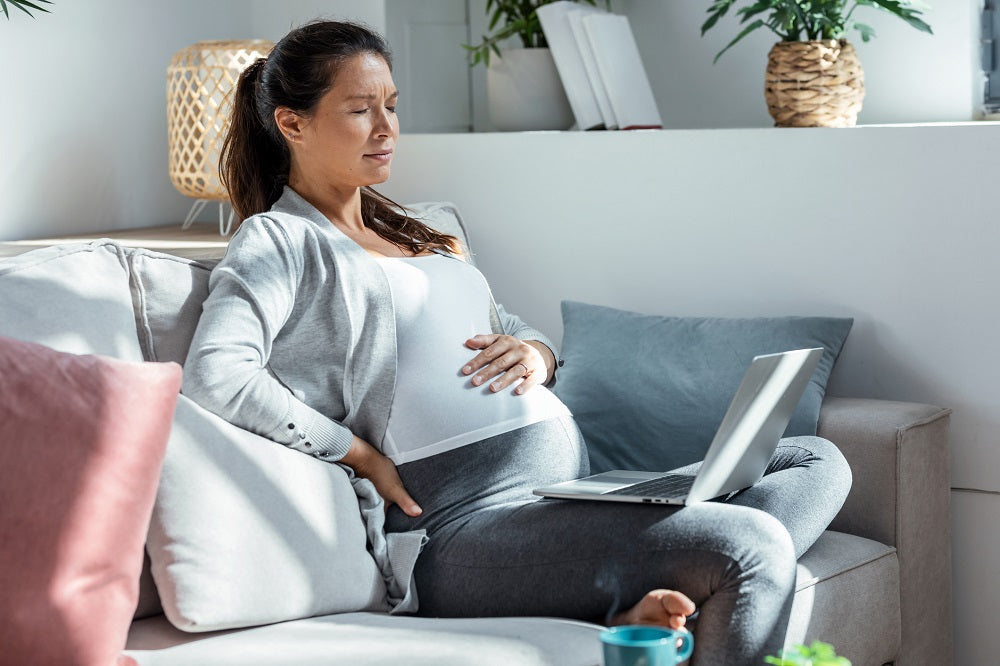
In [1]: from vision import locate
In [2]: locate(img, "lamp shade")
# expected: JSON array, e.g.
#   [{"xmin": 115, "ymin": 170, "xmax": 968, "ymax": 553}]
[{"xmin": 166, "ymin": 40, "xmax": 274, "ymax": 201}]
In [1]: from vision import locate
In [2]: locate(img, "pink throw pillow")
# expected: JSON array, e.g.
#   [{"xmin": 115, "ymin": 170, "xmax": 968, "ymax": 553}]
[{"xmin": 0, "ymin": 336, "xmax": 181, "ymax": 666}]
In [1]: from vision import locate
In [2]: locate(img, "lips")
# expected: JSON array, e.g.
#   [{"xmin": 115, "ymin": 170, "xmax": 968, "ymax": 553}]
[{"xmin": 364, "ymin": 149, "xmax": 394, "ymax": 162}]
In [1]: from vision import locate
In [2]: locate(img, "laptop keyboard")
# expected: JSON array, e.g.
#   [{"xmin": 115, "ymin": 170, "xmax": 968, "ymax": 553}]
[{"xmin": 606, "ymin": 474, "xmax": 696, "ymax": 499}]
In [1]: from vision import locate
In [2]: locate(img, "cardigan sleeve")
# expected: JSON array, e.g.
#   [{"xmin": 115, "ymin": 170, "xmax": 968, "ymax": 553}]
[{"xmin": 182, "ymin": 217, "xmax": 354, "ymax": 461}]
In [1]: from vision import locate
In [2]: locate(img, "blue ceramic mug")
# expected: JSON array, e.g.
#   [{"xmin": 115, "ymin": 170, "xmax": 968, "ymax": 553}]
[{"xmin": 600, "ymin": 625, "xmax": 694, "ymax": 666}]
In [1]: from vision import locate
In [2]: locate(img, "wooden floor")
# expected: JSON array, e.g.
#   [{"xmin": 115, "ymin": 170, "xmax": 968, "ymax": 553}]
[{"xmin": 0, "ymin": 223, "xmax": 230, "ymax": 261}]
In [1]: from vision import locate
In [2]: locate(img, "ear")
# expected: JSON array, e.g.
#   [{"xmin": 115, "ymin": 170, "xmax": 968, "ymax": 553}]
[{"xmin": 274, "ymin": 106, "xmax": 306, "ymax": 143}]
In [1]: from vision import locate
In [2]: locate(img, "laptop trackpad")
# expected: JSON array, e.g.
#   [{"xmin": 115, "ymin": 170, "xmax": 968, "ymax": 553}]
[{"xmin": 565, "ymin": 471, "xmax": 663, "ymax": 494}]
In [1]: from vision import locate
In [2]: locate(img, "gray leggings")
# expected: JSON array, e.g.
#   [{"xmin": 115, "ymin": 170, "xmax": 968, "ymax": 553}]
[{"xmin": 385, "ymin": 416, "xmax": 852, "ymax": 666}]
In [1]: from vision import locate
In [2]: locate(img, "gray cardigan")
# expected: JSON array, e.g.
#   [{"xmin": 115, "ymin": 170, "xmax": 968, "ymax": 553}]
[{"xmin": 182, "ymin": 187, "xmax": 557, "ymax": 462}]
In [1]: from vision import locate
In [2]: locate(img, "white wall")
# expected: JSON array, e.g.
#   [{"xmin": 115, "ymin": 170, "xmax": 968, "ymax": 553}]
[
  {"xmin": 0, "ymin": 0, "xmax": 385, "ymax": 242},
  {"xmin": 380, "ymin": 125, "xmax": 1000, "ymax": 665}
]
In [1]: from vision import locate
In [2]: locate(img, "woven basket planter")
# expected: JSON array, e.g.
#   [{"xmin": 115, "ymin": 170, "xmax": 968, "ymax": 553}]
[
  {"xmin": 166, "ymin": 40, "xmax": 274, "ymax": 200},
  {"xmin": 764, "ymin": 39, "xmax": 865, "ymax": 128}
]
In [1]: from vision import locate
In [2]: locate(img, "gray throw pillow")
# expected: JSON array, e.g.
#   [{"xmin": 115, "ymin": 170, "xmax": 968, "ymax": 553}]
[{"xmin": 554, "ymin": 301, "xmax": 853, "ymax": 474}]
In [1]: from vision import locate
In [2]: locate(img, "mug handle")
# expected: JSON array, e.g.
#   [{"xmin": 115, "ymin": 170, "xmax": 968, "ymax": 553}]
[{"xmin": 674, "ymin": 631, "xmax": 694, "ymax": 663}]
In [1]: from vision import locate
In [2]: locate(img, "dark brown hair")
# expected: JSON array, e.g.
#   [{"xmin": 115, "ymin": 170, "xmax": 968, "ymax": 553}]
[{"xmin": 220, "ymin": 20, "xmax": 460, "ymax": 255}]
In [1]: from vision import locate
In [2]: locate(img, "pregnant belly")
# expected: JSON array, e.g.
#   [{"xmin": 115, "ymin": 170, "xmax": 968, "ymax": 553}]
[{"xmin": 381, "ymin": 376, "xmax": 572, "ymax": 464}]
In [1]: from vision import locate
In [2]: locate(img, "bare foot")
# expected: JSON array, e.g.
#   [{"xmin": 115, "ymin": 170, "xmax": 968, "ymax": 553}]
[{"xmin": 609, "ymin": 589, "xmax": 697, "ymax": 631}]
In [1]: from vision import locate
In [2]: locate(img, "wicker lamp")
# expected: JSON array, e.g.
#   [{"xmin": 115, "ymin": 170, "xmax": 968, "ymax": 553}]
[{"xmin": 166, "ymin": 40, "xmax": 274, "ymax": 235}]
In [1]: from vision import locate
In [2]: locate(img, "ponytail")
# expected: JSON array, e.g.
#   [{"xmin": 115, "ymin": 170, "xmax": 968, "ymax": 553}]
[
  {"xmin": 220, "ymin": 57, "xmax": 287, "ymax": 221},
  {"xmin": 219, "ymin": 20, "xmax": 460, "ymax": 256}
]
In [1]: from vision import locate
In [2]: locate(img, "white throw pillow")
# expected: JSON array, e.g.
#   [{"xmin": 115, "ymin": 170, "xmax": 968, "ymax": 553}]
[
  {"xmin": 147, "ymin": 395, "xmax": 391, "ymax": 632},
  {"xmin": 0, "ymin": 241, "xmax": 144, "ymax": 360}
]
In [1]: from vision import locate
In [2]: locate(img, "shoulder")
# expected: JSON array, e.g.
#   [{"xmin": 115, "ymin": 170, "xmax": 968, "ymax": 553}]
[
  {"xmin": 227, "ymin": 211, "xmax": 327, "ymax": 263},
  {"xmin": 216, "ymin": 213, "xmax": 318, "ymax": 284}
]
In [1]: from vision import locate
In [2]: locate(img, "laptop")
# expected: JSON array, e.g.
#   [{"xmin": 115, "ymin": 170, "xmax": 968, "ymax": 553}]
[{"xmin": 533, "ymin": 347, "xmax": 823, "ymax": 506}]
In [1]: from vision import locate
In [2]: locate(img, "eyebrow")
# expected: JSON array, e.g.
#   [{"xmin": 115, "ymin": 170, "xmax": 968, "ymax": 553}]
[{"xmin": 346, "ymin": 90, "xmax": 399, "ymax": 101}]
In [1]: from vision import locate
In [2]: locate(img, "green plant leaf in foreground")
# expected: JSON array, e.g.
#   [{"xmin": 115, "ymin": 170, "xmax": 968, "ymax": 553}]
[
  {"xmin": 763, "ymin": 640, "xmax": 852, "ymax": 666},
  {"xmin": 1, "ymin": 0, "xmax": 53, "ymax": 20}
]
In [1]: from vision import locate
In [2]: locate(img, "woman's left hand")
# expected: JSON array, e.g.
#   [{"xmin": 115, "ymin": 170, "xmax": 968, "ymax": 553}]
[{"xmin": 462, "ymin": 334, "xmax": 554, "ymax": 395}]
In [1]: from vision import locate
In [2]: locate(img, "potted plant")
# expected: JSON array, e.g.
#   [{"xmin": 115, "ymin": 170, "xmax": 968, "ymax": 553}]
[
  {"xmin": 1, "ymin": 0, "xmax": 51, "ymax": 19},
  {"xmin": 764, "ymin": 640, "xmax": 852, "ymax": 665},
  {"xmin": 463, "ymin": 0, "xmax": 608, "ymax": 131},
  {"xmin": 702, "ymin": 0, "xmax": 932, "ymax": 127}
]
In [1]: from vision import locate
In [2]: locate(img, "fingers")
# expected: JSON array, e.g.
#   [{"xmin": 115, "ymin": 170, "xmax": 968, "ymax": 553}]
[
  {"xmin": 385, "ymin": 482, "xmax": 423, "ymax": 517},
  {"xmin": 464, "ymin": 333, "xmax": 500, "ymax": 350},
  {"xmin": 342, "ymin": 435, "xmax": 423, "ymax": 517},
  {"xmin": 461, "ymin": 334, "xmax": 544, "ymax": 394}
]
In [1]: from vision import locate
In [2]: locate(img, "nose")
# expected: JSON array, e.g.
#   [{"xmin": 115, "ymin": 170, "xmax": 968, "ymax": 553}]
[{"xmin": 374, "ymin": 106, "xmax": 396, "ymax": 138}]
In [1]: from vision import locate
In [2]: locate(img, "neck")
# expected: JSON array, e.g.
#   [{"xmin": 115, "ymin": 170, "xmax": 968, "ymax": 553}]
[{"xmin": 288, "ymin": 168, "xmax": 365, "ymax": 232}]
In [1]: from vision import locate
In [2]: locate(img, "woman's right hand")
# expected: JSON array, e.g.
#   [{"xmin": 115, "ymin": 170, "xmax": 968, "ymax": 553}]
[{"xmin": 341, "ymin": 435, "xmax": 423, "ymax": 517}]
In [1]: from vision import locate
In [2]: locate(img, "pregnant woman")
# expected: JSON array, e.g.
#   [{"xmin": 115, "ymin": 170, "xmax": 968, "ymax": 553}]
[{"xmin": 182, "ymin": 20, "xmax": 852, "ymax": 665}]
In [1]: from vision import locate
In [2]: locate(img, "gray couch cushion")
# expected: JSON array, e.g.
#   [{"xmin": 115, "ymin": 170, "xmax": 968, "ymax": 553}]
[
  {"xmin": 127, "ymin": 249, "xmax": 215, "ymax": 365},
  {"xmin": 0, "ymin": 241, "xmax": 144, "ymax": 360},
  {"xmin": 789, "ymin": 530, "xmax": 900, "ymax": 665},
  {"xmin": 125, "ymin": 613, "xmax": 603, "ymax": 665},
  {"xmin": 555, "ymin": 300, "xmax": 852, "ymax": 473}
]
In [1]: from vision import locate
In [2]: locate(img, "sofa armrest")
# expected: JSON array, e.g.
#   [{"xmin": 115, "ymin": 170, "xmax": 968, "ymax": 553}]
[
  {"xmin": 817, "ymin": 397, "xmax": 951, "ymax": 548},
  {"xmin": 816, "ymin": 396, "xmax": 953, "ymax": 666}
]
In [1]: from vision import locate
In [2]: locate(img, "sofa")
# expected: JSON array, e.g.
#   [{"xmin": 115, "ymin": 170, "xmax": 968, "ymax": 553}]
[{"xmin": 0, "ymin": 212, "xmax": 953, "ymax": 665}]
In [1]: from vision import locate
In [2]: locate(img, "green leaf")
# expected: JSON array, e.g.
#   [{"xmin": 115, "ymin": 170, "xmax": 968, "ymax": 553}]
[
  {"xmin": 781, "ymin": 0, "xmax": 812, "ymax": 36},
  {"xmin": 865, "ymin": 0, "xmax": 933, "ymax": 34},
  {"xmin": 737, "ymin": 0, "xmax": 778, "ymax": 24},
  {"xmin": 702, "ymin": 0, "xmax": 739, "ymax": 35},
  {"xmin": 488, "ymin": 7, "xmax": 503, "ymax": 31},
  {"xmin": 1, "ymin": 0, "xmax": 53, "ymax": 18},
  {"xmin": 713, "ymin": 17, "xmax": 766, "ymax": 62}
]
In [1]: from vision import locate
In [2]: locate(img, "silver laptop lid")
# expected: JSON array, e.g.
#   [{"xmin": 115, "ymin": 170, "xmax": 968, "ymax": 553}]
[{"xmin": 686, "ymin": 347, "xmax": 823, "ymax": 503}]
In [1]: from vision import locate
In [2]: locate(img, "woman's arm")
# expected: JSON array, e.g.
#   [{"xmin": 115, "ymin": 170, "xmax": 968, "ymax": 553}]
[
  {"xmin": 182, "ymin": 218, "xmax": 353, "ymax": 459},
  {"xmin": 183, "ymin": 218, "xmax": 422, "ymax": 516}
]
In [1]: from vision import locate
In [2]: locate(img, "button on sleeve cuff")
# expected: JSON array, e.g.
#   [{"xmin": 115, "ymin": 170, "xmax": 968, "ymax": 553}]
[{"xmin": 271, "ymin": 399, "xmax": 354, "ymax": 461}]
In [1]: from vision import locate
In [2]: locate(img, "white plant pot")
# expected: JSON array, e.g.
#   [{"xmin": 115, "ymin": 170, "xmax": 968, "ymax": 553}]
[{"xmin": 487, "ymin": 48, "xmax": 574, "ymax": 131}]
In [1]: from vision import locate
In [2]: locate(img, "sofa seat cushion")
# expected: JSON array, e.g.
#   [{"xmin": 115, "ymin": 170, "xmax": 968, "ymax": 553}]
[
  {"xmin": 125, "ymin": 613, "xmax": 603, "ymax": 666},
  {"xmin": 789, "ymin": 530, "xmax": 900, "ymax": 665},
  {"xmin": 0, "ymin": 241, "xmax": 144, "ymax": 360}
]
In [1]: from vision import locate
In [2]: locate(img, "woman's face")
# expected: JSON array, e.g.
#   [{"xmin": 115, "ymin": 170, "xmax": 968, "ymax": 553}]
[{"xmin": 282, "ymin": 52, "xmax": 399, "ymax": 189}]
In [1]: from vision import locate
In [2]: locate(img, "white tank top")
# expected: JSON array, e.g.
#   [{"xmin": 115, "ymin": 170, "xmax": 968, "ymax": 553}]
[{"xmin": 375, "ymin": 254, "xmax": 570, "ymax": 464}]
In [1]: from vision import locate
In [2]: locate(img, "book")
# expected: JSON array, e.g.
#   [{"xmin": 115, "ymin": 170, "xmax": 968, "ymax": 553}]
[
  {"xmin": 567, "ymin": 9, "xmax": 618, "ymax": 130},
  {"xmin": 536, "ymin": 1, "xmax": 606, "ymax": 130},
  {"xmin": 581, "ymin": 13, "xmax": 662, "ymax": 130}
]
